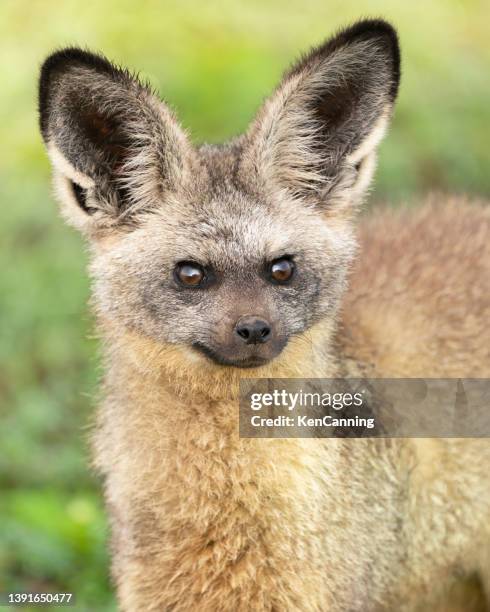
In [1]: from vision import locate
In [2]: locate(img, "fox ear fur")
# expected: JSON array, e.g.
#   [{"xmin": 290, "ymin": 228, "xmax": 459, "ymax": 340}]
[
  {"xmin": 39, "ymin": 48, "xmax": 194, "ymax": 234},
  {"xmin": 241, "ymin": 19, "xmax": 401, "ymax": 211},
  {"xmin": 39, "ymin": 22, "xmax": 400, "ymax": 233}
]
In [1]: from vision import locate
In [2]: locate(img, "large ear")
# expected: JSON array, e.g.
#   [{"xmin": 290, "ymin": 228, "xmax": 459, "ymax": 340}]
[
  {"xmin": 240, "ymin": 20, "xmax": 400, "ymax": 211},
  {"xmin": 39, "ymin": 48, "xmax": 196, "ymax": 234}
]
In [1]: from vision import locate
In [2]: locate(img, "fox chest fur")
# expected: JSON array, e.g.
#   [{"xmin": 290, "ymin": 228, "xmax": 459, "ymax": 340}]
[
  {"xmin": 96, "ymin": 366, "xmax": 408, "ymax": 611},
  {"xmin": 38, "ymin": 18, "xmax": 490, "ymax": 612}
]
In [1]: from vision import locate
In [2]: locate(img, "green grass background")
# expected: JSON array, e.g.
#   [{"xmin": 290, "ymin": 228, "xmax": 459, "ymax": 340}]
[{"xmin": 1, "ymin": 1, "xmax": 489, "ymax": 609}]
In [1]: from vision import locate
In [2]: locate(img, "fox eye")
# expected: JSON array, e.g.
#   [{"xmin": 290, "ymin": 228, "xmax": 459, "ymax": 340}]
[
  {"xmin": 174, "ymin": 262, "xmax": 206, "ymax": 287},
  {"xmin": 269, "ymin": 258, "xmax": 295, "ymax": 284}
]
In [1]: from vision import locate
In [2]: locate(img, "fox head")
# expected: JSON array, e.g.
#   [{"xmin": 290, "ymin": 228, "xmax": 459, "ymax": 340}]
[{"xmin": 39, "ymin": 20, "xmax": 400, "ymax": 373}]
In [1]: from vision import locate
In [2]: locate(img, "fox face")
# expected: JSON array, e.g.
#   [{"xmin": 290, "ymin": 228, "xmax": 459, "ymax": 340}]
[
  {"xmin": 39, "ymin": 20, "xmax": 400, "ymax": 369},
  {"xmin": 86, "ymin": 173, "xmax": 354, "ymax": 368}
]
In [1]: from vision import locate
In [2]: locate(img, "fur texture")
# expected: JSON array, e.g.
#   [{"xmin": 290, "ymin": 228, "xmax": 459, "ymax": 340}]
[{"xmin": 38, "ymin": 20, "xmax": 490, "ymax": 611}]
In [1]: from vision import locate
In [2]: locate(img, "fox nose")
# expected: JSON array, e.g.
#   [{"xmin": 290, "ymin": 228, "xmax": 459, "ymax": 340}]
[{"xmin": 234, "ymin": 316, "xmax": 272, "ymax": 345}]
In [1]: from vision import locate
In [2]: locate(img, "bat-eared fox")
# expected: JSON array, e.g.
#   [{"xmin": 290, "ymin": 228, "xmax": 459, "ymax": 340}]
[{"xmin": 39, "ymin": 19, "xmax": 490, "ymax": 612}]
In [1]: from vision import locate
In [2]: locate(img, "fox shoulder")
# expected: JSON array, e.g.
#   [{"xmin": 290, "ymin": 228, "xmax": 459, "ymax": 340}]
[{"xmin": 339, "ymin": 196, "xmax": 490, "ymax": 377}]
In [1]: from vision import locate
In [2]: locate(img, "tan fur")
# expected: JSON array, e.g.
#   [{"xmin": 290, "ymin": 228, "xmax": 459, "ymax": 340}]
[
  {"xmin": 341, "ymin": 195, "xmax": 490, "ymax": 377},
  {"xmin": 89, "ymin": 198, "xmax": 490, "ymax": 612}
]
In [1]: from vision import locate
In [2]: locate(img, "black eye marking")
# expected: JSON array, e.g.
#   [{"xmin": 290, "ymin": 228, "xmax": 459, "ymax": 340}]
[
  {"xmin": 174, "ymin": 261, "xmax": 210, "ymax": 288},
  {"xmin": 268, "ymin": 257, "xmax": 295, "ymax": 284}
]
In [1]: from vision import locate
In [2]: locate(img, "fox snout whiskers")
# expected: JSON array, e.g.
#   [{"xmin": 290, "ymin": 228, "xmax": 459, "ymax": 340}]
[{"xmin": 192, "ymin": 313, "xmax": 286, "ymax": 368}]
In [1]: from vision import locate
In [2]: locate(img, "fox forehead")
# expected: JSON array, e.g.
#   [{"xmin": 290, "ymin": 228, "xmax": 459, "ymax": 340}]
[
  {"xmin": 118, "ymin": 141, "xmax": 347, "ymax": 265},
  {"xmin": 121, "ymin": 183, "xmax": 348, "ymax": 273}
]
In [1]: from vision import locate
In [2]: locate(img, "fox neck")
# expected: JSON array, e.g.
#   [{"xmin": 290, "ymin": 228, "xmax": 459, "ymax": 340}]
[{"xmin": 95, "ymin": 315, "xmax": 340, "ymax": 464}]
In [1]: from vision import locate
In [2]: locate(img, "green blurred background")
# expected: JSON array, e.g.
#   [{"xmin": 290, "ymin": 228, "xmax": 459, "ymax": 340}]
[{"xmin": 1, "ymin": 0, "xmax": 489, "ymax": 609}]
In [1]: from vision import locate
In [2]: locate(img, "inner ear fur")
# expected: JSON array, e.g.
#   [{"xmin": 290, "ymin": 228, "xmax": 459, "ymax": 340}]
[
  {"xmin": 39, "ymin": 47, "xmax": 195, "ymax": 230},
  {"xmin": 241, "ymin": 19, "xmax": 400, "ymax": 205}
]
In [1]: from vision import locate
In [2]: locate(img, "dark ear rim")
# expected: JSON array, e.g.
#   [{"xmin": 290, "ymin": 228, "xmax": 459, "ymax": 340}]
[
  {"xmin": 38, "ymin": 47, "xmax": 132, "ymax": 140},
  {"xmin": 288, "ymin": 18, "xmax": 401, "ymax": 102}
]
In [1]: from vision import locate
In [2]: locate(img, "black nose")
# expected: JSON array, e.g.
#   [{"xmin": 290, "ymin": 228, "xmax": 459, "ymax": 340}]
[{"xmin": 234, "ymin": 316, "xmax": 272, "ymax": 345}]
